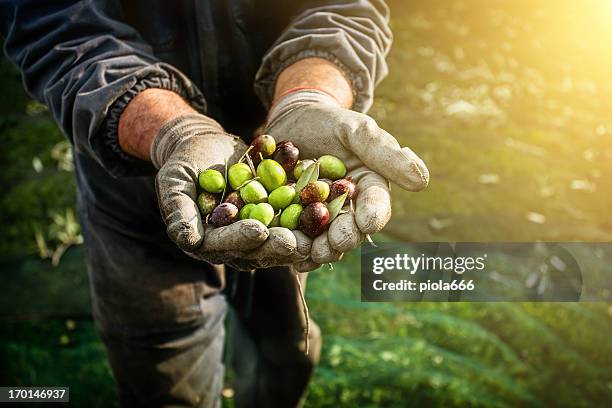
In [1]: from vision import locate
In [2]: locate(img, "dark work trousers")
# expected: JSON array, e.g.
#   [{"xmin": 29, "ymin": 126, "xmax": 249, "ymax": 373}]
[{"xmin": 75, "ymin": 149, "xmax": 321, "ymax": 408}]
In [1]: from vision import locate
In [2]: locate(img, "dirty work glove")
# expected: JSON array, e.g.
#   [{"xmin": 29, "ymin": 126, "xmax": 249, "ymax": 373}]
[
  {"xmin": 152, "ymin": 113, "xmax": 271, "ymax": 266},
  {"xmin": 264, "ymin": 89, "xmax": 429, "ymax": 271}
]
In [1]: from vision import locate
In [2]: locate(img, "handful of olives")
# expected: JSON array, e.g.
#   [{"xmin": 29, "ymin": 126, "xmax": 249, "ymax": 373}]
[{"xmin": 196, "ymin": 134, "xmax": 356, "ymax": 240}]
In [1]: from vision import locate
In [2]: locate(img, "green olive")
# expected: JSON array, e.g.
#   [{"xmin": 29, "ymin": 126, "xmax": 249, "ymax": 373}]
[
  {"xmin": 268, "ymin": 185, "xmax": 296, "ymax": 210},
  {"xmin": 196, "ymin": 192, "xmax": 219, "ymax": 216},
  {"xmin": 239, "ymin": 180, "xmax": 268, "ymax": 204},
  {"xmin": 280, "ymin": 203, "xmax": 303, "ymax": 230},
  {"xmin": 249, "ymin": 203, "xmax": 275, "ymax": 226},
  {"xmin": 318, "ymin": 155, "xmax": 347, "ymax": 180},
  {"xmin": 239, "ymin": 203, "xmax": 256, "ymax": 220},
  {"xmin": 198, "ymin": 169, "xmax": 226, "ymax": 193},
  {"xmin": 269, "ymin": 212, "xmax": 281, "ymax": 227},
  {"xmin": 228, "ymin": 163, "xmax": 253, "ymax": 190},
  {"xmin": 257, "ymin": 159, "xmax": 287, "ymax": 192}
]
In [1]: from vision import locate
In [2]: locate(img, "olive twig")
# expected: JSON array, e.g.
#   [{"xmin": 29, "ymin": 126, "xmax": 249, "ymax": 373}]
[
  {"xmin": 220, "ymin": 159, "xmax": 229, "ymax": 202},
  {"xmin": 295, "ymin": 272, "xmax": 310, "ymax": 355},
  {"xmin": 242, "ymin": 146, "xmax": 257, "ymax": 177},
  {"xmin": 365, "ymin": 234, "xmax": 377, "ymax": 247},
  {"xmin": 234, "ymin": 176, "xmax": 260, "ymax": 191}
]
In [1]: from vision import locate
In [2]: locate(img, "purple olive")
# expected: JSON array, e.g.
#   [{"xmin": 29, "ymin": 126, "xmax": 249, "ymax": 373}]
[
  {"xmin": 211, "ymin": 203, "xmax": 239, "ymax": 227},
  {"xmin": 299, "ymin": 181, "xmax": 330, "ymax": 205},
  {"xmin": 328, "ymin": 177, "xmax": 357, "ymax": 202},
  {"xmin": 223, "ymin": 191, "xmax": 245, "ymax": 210},
  {"xmin": 299, "ymin": 202, "xmax": 331, "ymax": 238},
  {"xmin": 273, "ymin": 140, "xmax": 300, "ymax": 174}
]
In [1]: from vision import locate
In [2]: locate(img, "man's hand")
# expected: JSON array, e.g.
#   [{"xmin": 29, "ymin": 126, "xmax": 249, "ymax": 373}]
[
  {"xmin": 119, "ymin": 90, "xmax": 273, "ymax": 268},
  {"xmin": 265, "ymin": 59, "xmax": 429, "ymax": 271}
]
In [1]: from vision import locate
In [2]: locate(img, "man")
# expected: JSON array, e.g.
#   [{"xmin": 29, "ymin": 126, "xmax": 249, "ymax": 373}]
[{"xmin": 1, "ymin": 0, "xmax": 428, "ymax": 406}]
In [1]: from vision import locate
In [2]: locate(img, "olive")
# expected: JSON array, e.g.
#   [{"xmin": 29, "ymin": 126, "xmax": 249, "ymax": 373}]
[
  {"xmin": 228, "ymin": 162, "xmax": 253, "ymax": 190},
  {"xmin": 318, "ymin": 155, "xmax": 346, "ymax": 180},
  {"xmin": 211, "ymin": 203, "xmax": 238, "ymax": 227},
  {"xmin": 329, "ymin": 177, "xmax": 357, "ymax": 202},
  {"xmin": 249, "ymin": 134, "xmax": 276, "ymax": 165},
  {"xmin": 269, "ymin": 212, "xmax": 281, "ymax": 228},
  {"xmin": 268, "ymin": 185, "xmax": 297, "ymax": 210},
  {"xmin": 198, "ymin": 169, "xmax": 226, "ymax": 193},
  {"xmin": 239, "ymin": 203, "xmax": 256, "ymax": 220},
  {"xmin": 280, "ymin": 203, "xmax": 303, "ymax": 230},
  {"xmin": 319, "ymin": 178, "xmax": 333, "ymax": 188},
  {"xmin": 249, "ymin": 203, "xmax": 275, "ymax": 226},
  {"xmin": 257, "ymin": 159, "xmax": 287, "ymax": 192},
  {"xmin": 239, "ymin": 180, "xmax": 268, "ymax": 204},
  {"xmin": 223, "ymin": 191, "xmax": 245, "ymax": 210},
  {"xmin": 196, "ymin": 192, "xmax": 219, "ymax": 216},
  {"xmin": 299, "ymin": 202, "xmax": 330, "ymax": 238},
  {"xmin": 273, "ymin": 141, "xmax": 300, "ymax": 173},
  {"xmin": 299, "ymin": 181, "xmax": 330, "ymax": 204},
  {"xmin": 293, "ymin": 159, "xmax": 314, "ymax": 180}
]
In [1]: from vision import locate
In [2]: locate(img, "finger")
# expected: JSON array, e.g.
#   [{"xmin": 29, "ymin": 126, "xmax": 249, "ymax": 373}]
[
  {"xmin": 156, "ymin": 163, "xmax": 205, "ymax": 252},
  {"xmin": 311, "ymin": 232, "xmax": 343, "ymax": 264},
  {"xmin": 294, "ymin": 259, "xmax": 322, "ymax": 272},
  {"xmin": 292, "ymin": 230, "xmax": 313, "ymax": 261},
  {"xmin": 201, "ymin": 220, "xmax": 269, "ymax": 252},
  {"xmin": 352, "ymin": 171, "xmax": 392, "ymax": 234},
  {"xmin": 345, "ymin": 114, "xmax": 429, "ymax": 191},
  {"xmin": 242, "ymin": 227, "xmax": 303, "ymax": 268},
  {"xmin": 328, "ymin": 212, "xmax": 364, "ymax": 253}
]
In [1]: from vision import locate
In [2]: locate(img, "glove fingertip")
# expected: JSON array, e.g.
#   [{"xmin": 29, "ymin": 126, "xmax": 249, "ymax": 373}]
[
  {"xmin": 311, "ymin": 233, "xmax": 342, "ymax": 264},
  {"xmin": 237, "ymin": 219, "xmax": 270, "ymax": 243},
  {"xmin": 168, "ymin": 221, "xmax": 204, "ymax": 252},
  {"xmin": 354, "ymin": 185, "xmax": 392, "ymax": 234},
  {"xmin": 329, "ymin": 213, "xmax": 363, "ymax": 253},
  {"xmin": 396, "ymin": 147, "xmax": 429, "ymax": 192}
]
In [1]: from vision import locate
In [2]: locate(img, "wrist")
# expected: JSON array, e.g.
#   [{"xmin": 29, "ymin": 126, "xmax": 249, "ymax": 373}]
[
  {"xmin": 150, "ymin": 113, "xmax": 226, "ymax": 169},
  {"xmin": 266, "ymin": 88, "xmax": 341, "ymax": 129},
  {"xmin": 273, "ymin": 57, "xmax": 353, "ymax": 108},
  {"xmin": 118, "ymin": 89, "xmax": 197, "ymax": 162}
]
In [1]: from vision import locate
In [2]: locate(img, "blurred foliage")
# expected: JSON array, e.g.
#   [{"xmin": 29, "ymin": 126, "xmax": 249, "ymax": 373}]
[{"xmin": 1, "ymin": 0, "xmax": 612, "ymax": 407}]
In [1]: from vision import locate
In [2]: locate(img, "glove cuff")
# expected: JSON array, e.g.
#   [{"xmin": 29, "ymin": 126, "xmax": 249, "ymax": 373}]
[
  {"xmin": 151, "ymin": 113, "xmax": 224, "ymax": 169},
  {"xmin": 265, "ymin": 88, "xmax": 340, "ymax": 130}
]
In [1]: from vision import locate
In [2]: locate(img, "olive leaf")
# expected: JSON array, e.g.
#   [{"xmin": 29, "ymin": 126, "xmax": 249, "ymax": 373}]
[
  {"xmin": 327, "ymin": 192, "xmax": 348, "ymax": 222},
  {"xmin": 295, "ymin": 161, "xmax": 320, "ymax": 193}
]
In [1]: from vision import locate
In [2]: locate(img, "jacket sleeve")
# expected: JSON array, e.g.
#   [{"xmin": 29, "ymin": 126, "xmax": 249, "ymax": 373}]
[
  {"xmin": 254, "ymin": 0, "xmax": 392, "ymax": 113},
  {"xmin": 0, "ymin": 0, "xmax": 206, "ymax": 177}
]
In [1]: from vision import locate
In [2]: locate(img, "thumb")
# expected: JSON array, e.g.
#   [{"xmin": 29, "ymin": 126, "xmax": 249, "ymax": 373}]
[
  {"xmin": 156, "ymin": 163, "xmax": 205, "ymax": 252},
  {"xmin": 346, "ymin": 115, "xmax": 429, "ymax": 191}
]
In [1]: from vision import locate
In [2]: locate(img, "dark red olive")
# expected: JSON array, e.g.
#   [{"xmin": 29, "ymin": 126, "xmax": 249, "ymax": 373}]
[
  {"xmin": 211, "ymin": 203, "xmax": 239, "ymax": 227},
  {"xmin": 273, "ymin": 140, "xmax": 300, "ymax": 174},
  {"xmin": 299, "ymin": 202, "xmax": 330, "ymax": 238},
  {"xmin": 328, "ymin": 177, "xmax": 357, "ymax": 202},
  {"xmin": 223, "ymin": 191, "xmax": 245, "ymax": 210}
]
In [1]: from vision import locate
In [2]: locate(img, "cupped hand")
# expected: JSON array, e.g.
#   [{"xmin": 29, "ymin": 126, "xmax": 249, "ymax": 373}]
[{"xmin": 263, "ymin": 90, "xmax": 429, "ymax": 271}]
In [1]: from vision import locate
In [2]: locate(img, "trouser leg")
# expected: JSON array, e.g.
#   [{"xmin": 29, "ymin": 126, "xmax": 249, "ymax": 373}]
[
  {"xmin": 227, "ymin": 267, "xmax": 322, "ymax": 408},
  {"xmin": 81, "ymin": 201, "xmax": 227, "ymax": 407},
  {"xmin": 99, "ymin": 294, "xmax": 227, "ymax": 408}
]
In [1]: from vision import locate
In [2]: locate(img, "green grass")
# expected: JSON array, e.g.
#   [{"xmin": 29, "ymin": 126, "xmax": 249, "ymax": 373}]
[{"xmin": 1, "ymin": 0, "xmax": 612, "ymax": 406}]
